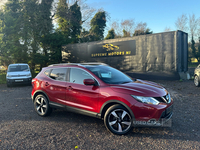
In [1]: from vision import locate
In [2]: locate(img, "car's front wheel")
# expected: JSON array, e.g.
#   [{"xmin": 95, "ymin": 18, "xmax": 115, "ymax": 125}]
[
  {"xmin": 194, "ymin": 75, "xmax": 200, "ymax": 87},
  {"xmin": 104, "ymin": 104, "xmax": 133, "ymax": 135},
  {"xmin": 34, "ymin": 94, "xmax": 52, "ymax": 117},
  {"xmin": 7, "ymin": 82, "xmax": 11, "ymax": 87}
]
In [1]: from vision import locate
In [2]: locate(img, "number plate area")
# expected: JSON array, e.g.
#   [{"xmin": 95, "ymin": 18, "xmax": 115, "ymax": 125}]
[
  {"xmin": 15, "ymin": 80, "xmax": 23, "ymax": 82},
  {"xmin": 166, "ymin": 105, "xmax": 173, "ymax": 115}
]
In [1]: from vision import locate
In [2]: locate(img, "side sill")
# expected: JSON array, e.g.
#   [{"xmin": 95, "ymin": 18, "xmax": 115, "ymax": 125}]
[
  {"xmin": 49, "ymin": 102, "xmax": 65, "ymax": 109},
  {"xmin": 49, "ymin": 102, "xmax": 101, "ymax": 119}
]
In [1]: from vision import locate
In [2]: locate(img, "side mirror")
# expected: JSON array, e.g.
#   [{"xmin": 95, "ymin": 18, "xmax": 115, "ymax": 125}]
[{"xmin": 83, "ymin": 79, "xmax": 95, "ymax": 85}]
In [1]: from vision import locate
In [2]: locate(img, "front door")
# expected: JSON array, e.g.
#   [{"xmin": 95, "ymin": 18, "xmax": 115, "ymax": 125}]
[{"xmin": 65, "ymin": 68, "xmax": 99, "ymax": 113}]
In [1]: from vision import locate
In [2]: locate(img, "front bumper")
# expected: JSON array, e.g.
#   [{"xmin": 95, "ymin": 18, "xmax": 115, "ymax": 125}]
[
  {"xmin": 7, "ymin": 77, "xmax": 32, "ymax": 85},
  {"xmin": 131, "ymin": 101, "xmax": 173, "ymax": 127}
]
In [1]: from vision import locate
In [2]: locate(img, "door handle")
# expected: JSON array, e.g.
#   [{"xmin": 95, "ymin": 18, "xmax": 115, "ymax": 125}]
[
  {"xmin": 45, "ymin": 82, "xmax": 49, "ymax": 86},
  {"xmin": 67, "ymin": 86, "xmax": 73, "ymax": 90}
]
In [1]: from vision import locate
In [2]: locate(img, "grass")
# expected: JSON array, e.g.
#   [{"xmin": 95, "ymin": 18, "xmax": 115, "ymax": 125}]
[
  {"xmin": 0, "ymin": 71, "xmax": 6, "ymax": 84},
  {"xmin": 188, "ymin": 63, "xmax": 199, "ymax": 68}
]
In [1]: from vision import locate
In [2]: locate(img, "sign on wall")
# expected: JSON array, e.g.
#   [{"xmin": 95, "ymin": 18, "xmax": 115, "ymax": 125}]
[{"xmin": 88, "ymin": 40, "xmax": 136, "ymax": 57}]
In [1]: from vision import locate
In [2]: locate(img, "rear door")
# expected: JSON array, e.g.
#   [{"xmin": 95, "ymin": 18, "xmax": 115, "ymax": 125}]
[{"xmin": 44, "ymin": 68, "xmax": 68, "ymax": 104}]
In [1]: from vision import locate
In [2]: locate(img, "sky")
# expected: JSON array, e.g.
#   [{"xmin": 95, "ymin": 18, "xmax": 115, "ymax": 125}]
[
  {"xmin": 86, "ymin": 0, "xmax": 200, "ymax": 34},
  {"xmin": 1, "ymin": 0, "xmax": 200, "ymax": 35}
]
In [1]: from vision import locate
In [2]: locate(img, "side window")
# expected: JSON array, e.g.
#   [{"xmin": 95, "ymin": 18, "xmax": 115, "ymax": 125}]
[
  {"xmin": 70, "ymin": 68, "xmax": 93, "ymax": 85},
  {"xmin": 44, "ymin": 69, "xmax": 51, "ymax": 76},
  {"xmin": 49, "ymin": 68, "xmax": 67, "ymax": 81}
]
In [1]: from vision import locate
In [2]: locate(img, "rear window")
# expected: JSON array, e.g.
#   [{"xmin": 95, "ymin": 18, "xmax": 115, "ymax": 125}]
[{"xmin": 8, "ymin": 65, "xmax": 29, "ymax": 72}]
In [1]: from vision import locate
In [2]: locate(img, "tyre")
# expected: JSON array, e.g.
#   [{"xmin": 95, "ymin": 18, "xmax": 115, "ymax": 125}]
[
  {"xmin": 7, "ymin": 82, "xmax": 11, "ymax": 87},
  {"xmin": 194, "ymin": 75, "xmax": 200, "ymax": 87},
  {"xmin": 34, "ymin": 94, "xmax": 52, "ymax": 117},
  {"xmin": 104, "ymin": 104, "xmax": 133, "ymax": 135}
]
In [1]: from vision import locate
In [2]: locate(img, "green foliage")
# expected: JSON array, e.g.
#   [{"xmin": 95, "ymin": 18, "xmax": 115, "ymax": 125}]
[
  {"xmin": 56, "ymin": 0, "xmax": 70, "ymax": 33},
  {"xmin": 0, "ymin": 0, "xmax": 108, "ymax": 68},
  {"xmin": 0, "ymin": 0, "xmax": 26, "ymax": 66},
  {"xmin": 105, "ymin": 28, "xmax": 115, "ymax": 40},
  {"xmin": 0, "ymin": 0, "xmax": 54, "ymax": 70},
  {"xmin": 56, "ymin": 0, "xmax": 82, "ymax": 44},
  {"xmin": 0, "ymin": 70, "xmax": 6, "ymax": 84},
  {"xmin": 90, "ymin": 11, "xmax": 106, "ymax": 41},
  {"xmin": 191, "ymin": 35, "xmax": 197, "ymax": 59},
  {"xmin": 69, "ymin": 1, "xmax": 82, "ymax": 43},
  {"xmin": 198, "ymin": 37, "xmax": 200, "ymax": 62},
  {"xmin": 133, "ymin": 28, "xmax": 153, "ymax": 36},
  {"xmin": 122, "ymin": 29, "xmax": 130, "ymax": 37},
  {"xmin": 80, "ymin": 28, "xmax": 91, "ymax": 43},
  {"xmin": 41, "ymin": 32, "xmax": 69, "ymax": 65}
]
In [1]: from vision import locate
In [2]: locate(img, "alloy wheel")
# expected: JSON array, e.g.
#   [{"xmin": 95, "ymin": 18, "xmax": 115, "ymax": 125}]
[
  {"xmin": 104, "ymin": 104, "xmax": 133, "ymax": 135},
  {"xmin": 34, "ymin": 94, "xmax": 52, "ymax": 116},
  {"xmin": 194, "ymin": 75, "xmax": 199, "ymax": 87}
]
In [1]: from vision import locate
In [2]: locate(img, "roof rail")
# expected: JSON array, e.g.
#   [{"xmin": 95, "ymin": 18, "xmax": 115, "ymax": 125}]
[
  {"xmin": 48, "ymin": 62, "xmax": 108, "ymax": 67},
  {"xmin": 48, "ymin": 63, "xmax": 79, "ymax": 67},
  {"xmin": 80, "ymin": 62, "xmax": 108, "ymax": 66}
]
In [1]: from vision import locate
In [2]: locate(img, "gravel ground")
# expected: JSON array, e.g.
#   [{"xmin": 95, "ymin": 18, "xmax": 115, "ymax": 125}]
[{"xmin": 0, "ymin": 80, "xmax": 200, "ymax": 150}]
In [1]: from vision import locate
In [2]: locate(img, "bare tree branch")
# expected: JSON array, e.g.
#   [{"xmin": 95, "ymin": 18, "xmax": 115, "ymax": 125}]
[
  {"xmin": 175, "ymin": 14, "xmax": 188, "ymax": 32},
  {"xmin": 189, "ymin": 14, "xmax": 199, "ymax": 40},
  {"xmin": 164, "ymin": 27, "xmax": 172, "ymax": 32}
]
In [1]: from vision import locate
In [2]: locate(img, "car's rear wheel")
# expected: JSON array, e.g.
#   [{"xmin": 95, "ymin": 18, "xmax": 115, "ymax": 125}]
[
  {"xmin": 104, "ymin": 104, "xmax": 133, "ymax": 135},
  {"xmin": 194, "ymin": 75, "xmax": 200, "ymax": 87},
  {"xmin": 34, "ymin": 94, "xmax": 52, "ymax": 117}
]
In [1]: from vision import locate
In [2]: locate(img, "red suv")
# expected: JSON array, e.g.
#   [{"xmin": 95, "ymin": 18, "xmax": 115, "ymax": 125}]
[{"xmin": 31, "ymin": 63, "xmax": 173, "ymax": 135}]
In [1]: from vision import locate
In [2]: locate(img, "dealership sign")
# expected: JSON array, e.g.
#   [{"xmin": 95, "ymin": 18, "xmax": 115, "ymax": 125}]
[{"xmin": 88, "ymin": 40, "xmax": 136, "ymax": 57}]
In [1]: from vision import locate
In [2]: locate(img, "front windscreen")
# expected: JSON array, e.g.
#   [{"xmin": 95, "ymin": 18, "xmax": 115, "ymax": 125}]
[
  {"xmin": 86, "ymin": 65, "xmax": 133, "ymax": 84},
  {"xmin": 8, "ymin": 65, "xmax": 29, "ymax": 72}
]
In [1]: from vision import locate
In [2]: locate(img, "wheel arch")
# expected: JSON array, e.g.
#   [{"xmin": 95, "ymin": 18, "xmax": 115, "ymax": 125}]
[
  {"xmin": 32, "ymin": 90, "xmax": 50, "ymax": 102},
  {"xmin": 100, "ymin": 100, "xmax": 135, "ymax": 120}
]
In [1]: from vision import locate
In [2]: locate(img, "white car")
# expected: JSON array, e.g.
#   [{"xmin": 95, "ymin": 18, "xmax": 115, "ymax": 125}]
[{"xmin": 6, "ymin": 63, "xmax": 32, "ymax": 87}]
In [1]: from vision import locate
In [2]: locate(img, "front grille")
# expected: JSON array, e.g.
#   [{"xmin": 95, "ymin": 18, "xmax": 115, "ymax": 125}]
[
  {"xmin": 11, "ymin": 75, "xmax": 27, "ymax": 77},
  {"xmin": 161, "ymin": 105, "xmax": 173, "ymax": 118},
  {"xmin": 154, "ymin": 94, "xmax": 171, "ymax": 104}
]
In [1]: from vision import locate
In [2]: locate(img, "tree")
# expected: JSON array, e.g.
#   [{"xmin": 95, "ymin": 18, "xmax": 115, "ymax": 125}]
[
  {"xmin": 189, "ymin": 14, "xmax": 199, "ymax": 41},
  {"xmin": 110, "ymin": 20, "xmax": 121, "ymax": 37},
  {"xmin": 105, "ymin": 28, "xmax": 115, "ymax": 40},
  {"xmin": 122, "ymin": 29, "xmax": 130, "ymax": 37},
  {"xmin": 69, "ymin": 1, "xmax": 82, "ymax": 43},
  {"xmin": 38, "ymin": 0, "xmax": 54, "ymax": 68},
  {"xmin": 197, "ymin": 37, "xmax": 200, "ymax": 62},
  {"xmin": 175, "ymin": 14, "xmax": 188, "ymax": 32},
  {"xmin": 109, "ymin": 19, "xmax": 134, "ymax": 38},
  {"xmin": 191, "ymin": 35, "xmax": 197, "ymax": 60},
  {"xmin": 41, "ymin": 32, "xmax": 68, "ymax": 65},
  {"xmin": 79, "ymin": 28, "xmax": 91, "ymax": 42},
  {"xmin": 90, "ymin": 10, "xmax": 106, "ymax": 41},
  {"xmin": 0, "ymin": 0, "xmax": 26, "ymax": 67},
  {"xmin": 121, "ymin": 19, "xmax": 134, "ymax": 37},
  {"xmin": 0, "ymin": 0, "xmax": 55, "ymax": 69},
  {"xmin": 164, "ymin": 27, "xmax": 172, "ymax": 32},
  {"xmin": 56, "ymin": 0, "xmax": 70, "ymax": 35},
  {"xmin": 133, "ymin": 22, "xmax": 152, "ymax": 36},
  {"xmin": 56, "ymin": 0, "xmax": 82, "ymax": 43}
]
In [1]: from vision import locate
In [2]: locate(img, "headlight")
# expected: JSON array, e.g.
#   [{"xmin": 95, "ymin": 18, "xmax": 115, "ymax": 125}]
[
  {"xmin": 7, "ymin": 74, "xmax": 11, "ymax": 77},
  {"xmin": 131, "ymin": 95, "xmax": 160, "ymax": 105},
  {"xmin": 26, "ymin": 73, "xmax": 31, "ymax": 77}
]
